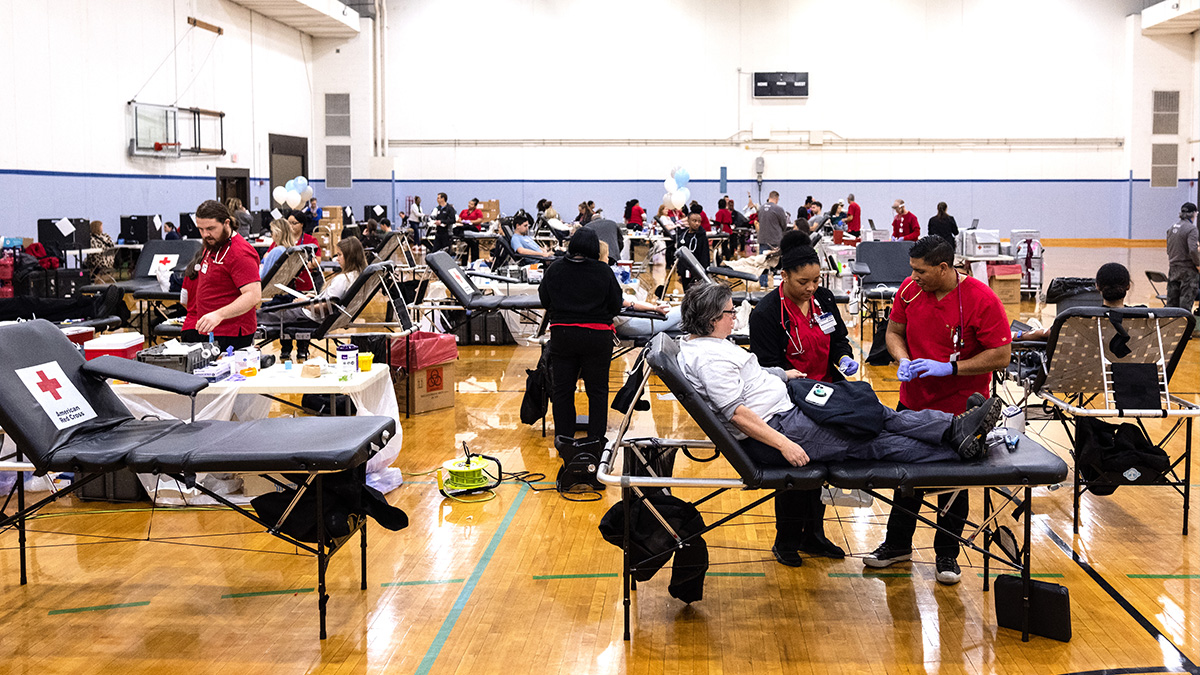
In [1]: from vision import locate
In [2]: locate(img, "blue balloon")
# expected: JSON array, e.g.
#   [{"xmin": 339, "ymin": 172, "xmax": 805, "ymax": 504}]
[
  {"xmin": 285, "ymin": 179, "xmax": 296, "ymax": 192},
  {"xmin": 295, "ymin": 176, "xmax": 308, "ymax": 192},
  {"xmin": 674, "ymin": 168, "xmax": 690, "ymax": 187}
]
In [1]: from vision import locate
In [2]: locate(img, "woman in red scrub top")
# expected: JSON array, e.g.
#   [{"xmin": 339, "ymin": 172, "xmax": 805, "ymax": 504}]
[{"xmin": 748, "ymin": 231, "xmax": 858, "ymax": 566}]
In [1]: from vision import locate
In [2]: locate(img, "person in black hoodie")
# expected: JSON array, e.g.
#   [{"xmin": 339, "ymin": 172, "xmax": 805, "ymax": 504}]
[
  {"xmin": 748, "ymin": 230, "xmax": 858, "ymax": 566},
  {"xmin": 675, "ymin": 211, "xmax": 711, "ymax": 290},
  {"xmin": 539, "ymin": 228, "xmax": 624, "ymax": 442}
]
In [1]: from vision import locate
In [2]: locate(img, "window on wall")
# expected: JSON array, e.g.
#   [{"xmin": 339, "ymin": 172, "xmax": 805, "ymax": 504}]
[
  {"xmin": 1151, "ymin": 143, "xmax": 1178, "ymax": 189},
  {"xmin": 325, "ymin": 93, "xmax": 350, "ymax": 137},
  {"xmin": 1152, "ymin": 91, "xmax": 1179, "ymax": 135},
  {"xmin": 327, "ymin": 145, "xmax": 351, "ymax": 188}
]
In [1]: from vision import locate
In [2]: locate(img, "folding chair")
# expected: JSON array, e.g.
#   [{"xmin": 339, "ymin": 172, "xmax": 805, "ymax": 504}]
[
  {"xmin": 1030, "ymin": 306, "xmax": 1198, "ymax": 534},
  {"xmin": 423, "ymin": 251, "xmax": 542, "ymax": 334},
  {"xmin": 850, "ymin": 241, "xmax": 915, "ymax": 360},
  {"xmin": 1144, "ymin": 270, "xmax": 1169, "ymax": 306}
]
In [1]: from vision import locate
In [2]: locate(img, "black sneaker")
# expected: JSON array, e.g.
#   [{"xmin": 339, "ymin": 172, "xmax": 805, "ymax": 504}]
[
  {"xmin": 771, "ymin": 545, "xmax": 804, "ymax": 567},
  {"xmin": 935, "ymin": 556, "xmax": 962, "ymax": 585},
  {"xmin": 946, "ymin": 396, "xmax": 1003, "ymax": 460},
  {"xmin": 863, "ymin": 542, "xmax": 912, "ymax": 568},
  {"xmin": 966, "ymin": 392, "xmax": 986, "ymax": 409}
]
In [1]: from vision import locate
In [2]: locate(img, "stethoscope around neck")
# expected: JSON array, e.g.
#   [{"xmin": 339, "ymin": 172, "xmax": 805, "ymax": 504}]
[
  {"xmin": 780, "ymin": 290, "xmax": 820, "ymax": 357},
  {"xmin": 899, "ymin": 271, "xmax": 966, "ymax": 352}
]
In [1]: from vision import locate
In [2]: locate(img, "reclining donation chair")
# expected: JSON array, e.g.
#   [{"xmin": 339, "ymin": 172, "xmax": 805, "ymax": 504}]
[
  {"xmin": 597, "ymin": 334, "xmax": 1067, "ymax": 642},
  {"xmin": 0, "ymin": 320, "xmax": 400, "ymax": 639},
  {"xmin": 424, "ymin": 250, "xmax": 542, "ymax": 334},
  {"xmin": 675, "ymin": 248, "xmax": 766, "ymax": 305}
]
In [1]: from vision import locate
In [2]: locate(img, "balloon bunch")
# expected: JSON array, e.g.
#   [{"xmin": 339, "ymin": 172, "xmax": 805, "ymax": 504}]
[
  {"xmin": 272, "ymin": 176, "xmax": 313, "ymax": 209},
  {"xmin": 662, "ymin": 167, "xmax": 691, "ymax": 210}
]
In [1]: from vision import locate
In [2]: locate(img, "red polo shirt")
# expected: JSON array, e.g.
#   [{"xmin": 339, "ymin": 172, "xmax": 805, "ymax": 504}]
[
  {"xmin": 192, "ymin": 233, "xmax": 261, "ymax": 337},
  {"xmin": 846, "ymin": 202, "xmax": 862, "ymax": 234},
  {"xmin": 714, "ymin": 209, "xmax": 733, "ymax": 233},
  {"xmin": 181, "ymin": 274, "xmax": 198, "ymax": 331},
  {"xmin": 892, "ymin": 211, "xmax": 920, "ymax": 240},
  {"xmin": 890, "ymin": 275, "xmax": 1010, "ymax": 414},
  {"xmin": 628, "ymin": 204, "xmax": 645, "ymax": 226}
]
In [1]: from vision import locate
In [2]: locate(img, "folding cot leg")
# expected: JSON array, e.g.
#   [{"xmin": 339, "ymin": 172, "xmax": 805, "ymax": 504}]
[
  {"xmin": 316, "ymin": 474, "xmax": 328, "ymax": 640},
  {"xmin": 17, "ymin": 468, "xmax": 26, "ymax": 585},
  {"xmin": 1184, "ymin": 418, "xmax": 1192, "ymax": 536},
  {"xmin": 360, "ymin": 464, "xmax": 368, "ymax": 591},
  {"xmin": 622, "ymin": 447, "xmax": 633, "ymax": 642},
  {"xmin": 982, "ymin": 489, "xmax": 992, "ymax": 592},
  {"xmin": 1021, "ymin": 486, "xmax": 1033, "ymax": 643},
  {"xmin": 1072, "ymin": 460, "xmax": 1082, "ymax": 534}
]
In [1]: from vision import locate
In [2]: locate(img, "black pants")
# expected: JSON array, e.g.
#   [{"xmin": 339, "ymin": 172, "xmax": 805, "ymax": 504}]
[
  {"xmin": 453, "ymin": 226, "xmax": 480, "ymax": 261},
  {"xmin": 743, "ymin": 440, "xmax": 828, "ymax": 550},
  {"xmin": 432, "ymin": 225, "xmax": 452, "ymax": 252},
  {"xmin": 182, "ymin": 328, "xmax": 252, "ymax": 352},
  {"xmin": 549, "ymin": 326, "xmax": 613, "ymax": 439},
  {"xmin": 884, "ymin": 402, "xmax": 969, "ymax": 559}
]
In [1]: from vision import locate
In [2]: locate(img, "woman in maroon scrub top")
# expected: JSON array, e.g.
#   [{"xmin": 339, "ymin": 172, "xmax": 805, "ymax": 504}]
[{"xmin": 748, "ymin": 231, "xmax": 858, "ymax": 566}]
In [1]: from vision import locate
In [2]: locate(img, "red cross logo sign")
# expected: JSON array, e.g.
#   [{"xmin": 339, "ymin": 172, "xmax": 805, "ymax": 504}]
[
  {"xmin": 158, "ymin": 256, "xmax": 173, "ymax": 268},
  {"xmin": 36, "ymin": 370, "xmax": 64, "ymax": 400}
]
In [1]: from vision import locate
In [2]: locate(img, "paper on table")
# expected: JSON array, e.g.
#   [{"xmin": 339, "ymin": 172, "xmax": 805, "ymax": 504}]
[
  {"xmin": 153, "ymin": 215, "xmax": 163, "ymax": 231},
  {"xmin": 373, "ymin": 205, "xmax": 384, "ymax": 216},
  {"xmin": 55, "ymin": 218, "xmax": 74, "ymax": 237},
  {"xmin": 271, "ymin": 208, "xmax": 283, "ymax": 220}
]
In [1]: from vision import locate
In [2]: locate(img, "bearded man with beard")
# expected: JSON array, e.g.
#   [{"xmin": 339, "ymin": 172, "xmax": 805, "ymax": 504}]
[{"xmin": 187, "ymin": 199, "xmax": 263, "ymax": 351}]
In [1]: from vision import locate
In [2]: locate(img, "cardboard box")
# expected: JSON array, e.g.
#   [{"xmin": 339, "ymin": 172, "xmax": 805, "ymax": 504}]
[
  {"xmin": 989, "ymin": 273, "xmax": 1022, "ymax": 305},
  {"xmin": 393, "ymin": 361, "xmax": 455, "ymax": 414},
  {"xmin": 322, "ymin": 206, "xmax": 344, "ymax": 225},
  {"xmin": 479, "ymin": 199, "xmax": 500, "ymax": 222},
  {"xmin": 963, "ymin": 229, "xmax": 1001, "ymax": 257}
]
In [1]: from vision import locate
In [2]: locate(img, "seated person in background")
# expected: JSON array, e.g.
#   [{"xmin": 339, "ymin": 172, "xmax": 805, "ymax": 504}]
[
  {"xmin": 228, "ymin": 198, "xmax": 253, "ymax": 238},
  {"xmin": 86, "ymin": 220, "xmax": 115, "ymax": 278},
  {"xmin": 303, "ymin": 197, "xmax": 324, "ymax": 223},
  {"xmin": 267, "ymin": 211, "xmax": 322, "ymax": 293},
  {"xmin": 613, "ymin": 298, "xmax": 681, "ymax": 339},
  {"xmin": 1014, "ymin": 262, "xmax": 1133, "ymax": 342},
  {"xmin": 676, "ymin": 281, "xmax": 1002, "ymax": 470},
  {"xmin": 258, "ymin": 218, "xmax": 298, "ymax": 281},
  {"xmin": 164, "ymin": 221, "xmax": 181, "ymax": 240},
  {"xmin": 258, "ymin": 237, "xmax": 368, "ymax": 362},
  {"xmin": 675, "ymin": 212, "xmax": 711, "ymax": 290},
  {"xmin": 456, "ymin": 197, "xmax": 486, "ymax": 261},
  {"xmin": 807, "ymin": 201, "xmax": 830, "ymax": 234},
  {"xmin": 511, "ymin": 211, "xmax": 553, "ymax": 259},
  {"xmin": 360, "ymin": 218, "xmax": 385, "ymax": 253}
]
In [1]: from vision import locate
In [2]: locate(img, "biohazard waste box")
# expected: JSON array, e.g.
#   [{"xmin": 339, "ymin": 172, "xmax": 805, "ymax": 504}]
[{"xmin": 390, "ymin": 331, "xmax": 458, "ymax": 414}]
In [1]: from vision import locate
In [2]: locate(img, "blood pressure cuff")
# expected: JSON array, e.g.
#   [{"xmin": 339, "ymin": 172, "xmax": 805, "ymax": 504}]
[{"xmin": 785, "ymin": 378, "xmax": 887, "ymax": 439}]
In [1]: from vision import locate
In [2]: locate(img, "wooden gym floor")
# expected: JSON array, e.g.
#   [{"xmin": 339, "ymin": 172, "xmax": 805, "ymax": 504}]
[{"xmin": 1, "ymin": 244, "xmax": 1198, "ymax": 674}]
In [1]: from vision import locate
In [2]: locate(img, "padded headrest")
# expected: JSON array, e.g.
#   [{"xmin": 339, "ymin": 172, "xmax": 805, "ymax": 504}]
[
  {"xmin": 426, "ymin": 251, "xmax": 479, "ymax": 304},
  {"xmin": 261, "ymin": 245, "xmax": 316, "ymax": 292},
  {"xmin": 326, "ymin": 261, "xmax": 398, "ymax": 333},
  {"xmin": 133, "ymin": 239, "xmax": 203, "ymax": 278},
  {"xmin": 1039, "ymin": 306, "xmax": 1195, "ymax": 394},
  {"xmin": 644, "ymin": 333, "xmax": 764, "ymax": 487},
  {"xmin": 0, "ymin": 320, "xmax": 133, "ymax": 468},
  {"xmin": 855, "ymin": 241, "xmax": 914, "ymax": 285}
]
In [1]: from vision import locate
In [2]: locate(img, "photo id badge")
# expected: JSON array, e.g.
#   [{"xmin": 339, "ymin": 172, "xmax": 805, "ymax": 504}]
[
  {"xmin": 817, "ymin": 312, "xmax": 837, "ymax": 334},
  {"xmin": 201, "ymin": 261, "xmax": 209, "ymax": 274}
]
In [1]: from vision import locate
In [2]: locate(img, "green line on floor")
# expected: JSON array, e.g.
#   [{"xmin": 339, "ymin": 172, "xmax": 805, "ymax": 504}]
[
  {"xmin": 709, "ymin": 572, "xmax": 766, "ymax": 577},
  {"xmin": 976, "ymin": 573, "xmax": 1064, "ymax": 579},
  {"xmin": 49, "ymin": 601, "xmax": 150, "ymax": 615},
  {"xmin": 533, "ymin": 573, "xmax": 618, "ymax": 580},
  {"xmin": 828, "ymin": 572, "xmax": 912, "ymax": 578},
  {"xmin": 382, "ymin": 579, "xmax": 465, "ymax": 587},
  {"xmin": 222, "ymin": 588, "xmax": 314, "ymax": 599},
  {"xmin": 1127, "ymin": 574, "xmax": 1200, "ymax": 579}
]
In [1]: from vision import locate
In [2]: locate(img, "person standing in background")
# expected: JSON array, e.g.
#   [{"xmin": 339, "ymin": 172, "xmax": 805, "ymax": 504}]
[
  {"xmin": 757, "ymin": 191, "xmax": 790, "ymax": 252},
  {"xmin": 890, "ymin": 199, "xmax": 920, "ymax": 241},
  {"xmin": 227, "ymin": 198, "xmax": 252, "ymax": 238},
  {"xmin": 845, "ymin": 194, "xmax": 862, "ymax": 238},
  {"xmin": 927, "ymin": 202, "xmax": 959, "ymax": 249},
  {"xmin": 1166, "ymin": 202, "xmax": 1199, "ymax": 313}
]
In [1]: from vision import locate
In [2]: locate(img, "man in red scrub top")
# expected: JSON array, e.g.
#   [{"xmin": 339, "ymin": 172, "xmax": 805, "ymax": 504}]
[
  {"xmin": 890, "ymin": 199, "xmax": 920, "ymax": 241},
  {"xmin": 865, "ymin": 235, "xmax": 1011, "ymax": 585},
  {"xmin": 190, "ymin": 200, "xmax": 263, "ymax": 351}
]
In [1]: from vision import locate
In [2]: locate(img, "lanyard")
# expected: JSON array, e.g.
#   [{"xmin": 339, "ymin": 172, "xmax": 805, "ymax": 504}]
[{"xmin": 780, "ymin": 292, "xmax": 819, "ymax": 356}]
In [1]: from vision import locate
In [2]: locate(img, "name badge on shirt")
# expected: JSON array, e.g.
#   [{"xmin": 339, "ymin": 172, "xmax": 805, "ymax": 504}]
[
  {"xmin": 816, "ymin": 312, "xmax": 837, "ymax": 335},
  {"xmin": 201, "ymin": 261, "xmax": 209, "ymax": 274}
]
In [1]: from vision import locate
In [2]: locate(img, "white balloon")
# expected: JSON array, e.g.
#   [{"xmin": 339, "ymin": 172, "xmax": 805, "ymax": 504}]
[
  {"xmin": 670, "ymin": 190, "xmax": 687, "ymax": 210},
  {"xmin": 272, "ymin": 185, "xmax": 288, "ymax": 205},
  {"xmin": 301, "ymin": 186, "xmax": 314, "ymax": 202},
  {"xmin": 286, "ymin": 190, "xmax": 302, "ymax": 208},
  {"xmin": 664, "ymin": 177, "xmax": 678, "ymax": 193},
  {"xmin": 677, "ymin": 187, "xmax": 691, "ymax": 207},
  {"xmin": 663, "ymin": 192, "xmax": 675, "ymax": 207}
]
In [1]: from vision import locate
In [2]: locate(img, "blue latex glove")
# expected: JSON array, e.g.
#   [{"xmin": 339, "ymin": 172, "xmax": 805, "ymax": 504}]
[
  {"xmin": 838, "ymin": 355, "xmax": 859, "ymax": 376},
  {"xmin": 909, "ymin": 358, "xmax": 955, "ymax": 378},
  {"xmin": 896, "ymin": 358, "xmax": 914, "ymax": 382}
]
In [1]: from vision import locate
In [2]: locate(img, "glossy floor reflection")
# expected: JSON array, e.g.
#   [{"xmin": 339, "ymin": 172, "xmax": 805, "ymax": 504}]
[{"xmin": 0, "ymin": 245, "xmax": 1197, "ymax": 674}]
